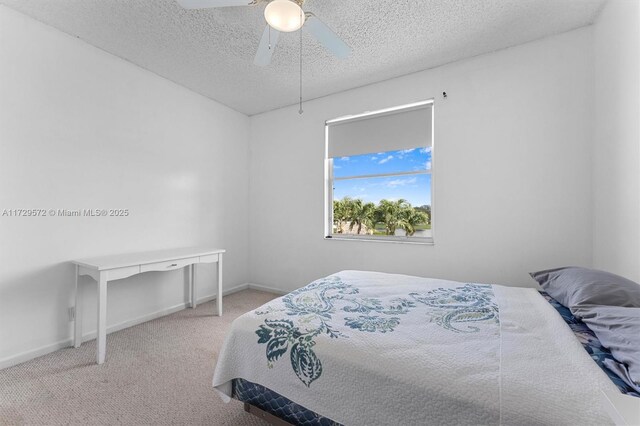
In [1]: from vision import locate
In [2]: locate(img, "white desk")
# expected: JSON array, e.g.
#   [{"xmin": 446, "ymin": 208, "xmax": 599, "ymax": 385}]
[{"xmin": 72, "ymin": 247, "xmax": 225, "ymax": 364}]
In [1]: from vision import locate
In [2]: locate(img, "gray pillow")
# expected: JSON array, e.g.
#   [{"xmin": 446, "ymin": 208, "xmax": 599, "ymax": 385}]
[
  {"xmin": 572, "ymin": 305, "xmax": 640, "ymax": 391},
  {"xmin": 529, "ymin": 267, "xmax": 640, "ymax": 309}
]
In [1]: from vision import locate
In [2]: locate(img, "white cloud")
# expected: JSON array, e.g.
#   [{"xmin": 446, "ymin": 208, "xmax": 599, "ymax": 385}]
[
  {"xmin": 419, "ymin": 147, "xmax": 432, "ymax": 154},
  {"xmin": 334, "ymin": 165, "xmax": 342, "ymax": 169},
  {"xmin": 340, "ymin": 156, "xmax": 350, "ymax": 161},
  {"xmin": 370, "ymin": 156, "xmax": 378, "ymax": 160},
  {"xmin": 412, "ymin": 161, "xmax": 431, "ymax": 171},
  {"xmin": 399, "ymin": 148, "xmax": 416, "ymax": 154},
  {"xmin": 386, "ymin": 177, "xmax": 417, "ymax": 188},
  {"xmin": 378, "ymin": 155, "xmax": 394, "ymax": 164}
]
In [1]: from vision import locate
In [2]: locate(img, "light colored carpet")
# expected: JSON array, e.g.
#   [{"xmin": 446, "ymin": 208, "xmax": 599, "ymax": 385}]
[{"xmin": 0, "ymin": 290, "xmax": 279, "ymax": 425}]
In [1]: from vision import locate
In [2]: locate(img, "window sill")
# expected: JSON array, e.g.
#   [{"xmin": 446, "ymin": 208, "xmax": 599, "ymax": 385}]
[{"xmin": 325, "ymin": 235, "xmax": 434, "ymax": 245}]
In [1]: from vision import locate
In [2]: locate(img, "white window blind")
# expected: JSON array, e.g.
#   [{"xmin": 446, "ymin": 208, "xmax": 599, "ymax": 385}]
[{"xmin": 326, "ymin": 103, "xmax": 432, "ymax": 159}]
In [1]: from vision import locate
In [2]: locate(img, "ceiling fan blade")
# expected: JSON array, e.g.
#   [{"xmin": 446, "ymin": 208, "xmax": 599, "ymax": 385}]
[
  {"xmin": 254, "ymin": 25, "xmax": 280, "ymax": 66},
  {"xmin": 303, "ymin": 14, "xmax": 351, "ymax": 59},
  {"xmin": 176, "ymin": 0, "xmax": 253, "ymax": 9}
]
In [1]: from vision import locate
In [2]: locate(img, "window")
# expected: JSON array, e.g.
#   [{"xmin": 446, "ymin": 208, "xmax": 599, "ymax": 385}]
[{"xmin": 324, "ymin": 100, "xmax": 434, "ymax": 243}]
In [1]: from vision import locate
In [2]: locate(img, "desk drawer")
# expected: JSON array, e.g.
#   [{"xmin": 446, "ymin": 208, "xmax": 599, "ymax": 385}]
[
  {"xmin": 199, "ymin": 253, "xmax": 219, "ymax": 263},
  {"xmin": 106, "ymin": 265, "xmax": 141, "ymax": 281},
  {"xmin": 140, "ymin": 257, "xmax": 198, "ymax": 273}
]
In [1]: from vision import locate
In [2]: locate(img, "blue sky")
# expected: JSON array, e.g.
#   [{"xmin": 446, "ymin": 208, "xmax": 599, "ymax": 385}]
[{"xmin": 333, "ymin": 148, "xmax": 431, "ymax": 207}]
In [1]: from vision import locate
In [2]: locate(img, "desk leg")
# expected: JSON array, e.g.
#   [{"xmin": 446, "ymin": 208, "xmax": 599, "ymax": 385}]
[
  {"xmin": 74, "ymin": 265, "xmax": 82, "ymax": 348},
  {"xmin": 97, "ymin": 273, "xmax": 107, "ymax": 364},
  {"xmin": 217, "ymin": 254, "xmax": 223, "ymax": 316},
  {"xmin": 191, "ymin": 264, "xmax": 197, "ymax": 309}
]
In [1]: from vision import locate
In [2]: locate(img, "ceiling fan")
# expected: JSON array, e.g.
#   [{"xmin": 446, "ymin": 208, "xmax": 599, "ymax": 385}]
[{"xmin": 177, "ymin": 0, "xmax": 352, "ymax": 66}]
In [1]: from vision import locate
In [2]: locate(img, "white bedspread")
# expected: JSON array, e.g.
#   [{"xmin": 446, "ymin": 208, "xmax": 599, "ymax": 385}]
[{"xmin": 213, "ymin": 270, "xmax": 616, "ymax": 425}]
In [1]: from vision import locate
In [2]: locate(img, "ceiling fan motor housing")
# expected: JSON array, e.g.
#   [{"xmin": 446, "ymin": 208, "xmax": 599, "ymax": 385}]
[{"xmin": 264, "ymin": 0, "xmax": 306, "ymax": 32}]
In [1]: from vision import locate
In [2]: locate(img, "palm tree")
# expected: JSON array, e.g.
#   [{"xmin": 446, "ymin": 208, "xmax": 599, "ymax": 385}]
[
  {"xmin": 347, "ymin": 199, "xmax": 376, "ymax": 234},
  {"xmin": 333, "ymin": 197, "xmax": 352, "ymax": 233},
  {"xmin": 375, "ymin": 199, "xmax": 411, "ymax": 235},
  {"xmin": 400, "ymin": 209, "xmax": 429, "ymax": 236},
  {"xmin": 416, "ymin": 205, "xmax": 431, "ymax": 226}
]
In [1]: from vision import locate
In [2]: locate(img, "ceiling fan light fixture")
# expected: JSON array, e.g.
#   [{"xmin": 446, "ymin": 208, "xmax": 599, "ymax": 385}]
[{"xmin": 264, "ymin": 0, "xmax": 305, "ymax": 32}]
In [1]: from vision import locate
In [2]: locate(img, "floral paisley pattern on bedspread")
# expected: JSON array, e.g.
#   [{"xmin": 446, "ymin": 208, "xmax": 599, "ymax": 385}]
[{"xmin": 254, "ymin": 275, "xmax": 499, "ymax": 386}]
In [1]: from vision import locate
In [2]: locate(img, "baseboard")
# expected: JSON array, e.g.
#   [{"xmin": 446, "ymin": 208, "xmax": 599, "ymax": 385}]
[
  {"xmin": 247, "ymin": 283, "xmax": 288, "ymax": 295},
  {"xmin": 0, "ymin": 339, "xmax": 73, "ymax": 371},
  {"xmin": 0, "ymin": 282, "xmax": 250, "ymax": 370}
]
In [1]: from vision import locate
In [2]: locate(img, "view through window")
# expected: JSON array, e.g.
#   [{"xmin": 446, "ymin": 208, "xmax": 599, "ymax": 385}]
[{"xmin": 325, "ymin": 101, "xmax": 433, "ymax": 242}]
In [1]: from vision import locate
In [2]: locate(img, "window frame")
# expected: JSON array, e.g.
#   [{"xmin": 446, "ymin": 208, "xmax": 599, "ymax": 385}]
[{"xmin": 324, "ymin": 99, "xmax": 435, "ymax": 244}]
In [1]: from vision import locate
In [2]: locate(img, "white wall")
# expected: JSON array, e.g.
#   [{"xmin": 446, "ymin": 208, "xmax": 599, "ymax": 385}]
[
  {"xmin": 593, "ymin": 0, "xmax": 640, "ymax": 283},
  {"xmin": 0, "ymin": 6, "xmax": 250, "ymax": 366},
  {"xmin": 249, "ymin": 28, "xmax": 594, "ymax": 292},
  {"xmin": 4, "ymin": 1, "xmax": 636, "ymax": 368}
]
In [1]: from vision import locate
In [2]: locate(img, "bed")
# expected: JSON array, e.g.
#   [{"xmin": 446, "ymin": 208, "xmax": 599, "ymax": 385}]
[{"xmin": 212, "ymin": 270, "xmax": 631, "ymax": 425}]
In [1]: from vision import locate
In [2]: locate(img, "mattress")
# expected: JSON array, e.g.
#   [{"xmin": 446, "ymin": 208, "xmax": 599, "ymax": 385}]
[
  {"xmin": 214, "ymin": 270, "xmax": 618, "ymax": 425},
  {"xmin": 231, "ymin": 291, "xmax": 637, "ymax": 425}
]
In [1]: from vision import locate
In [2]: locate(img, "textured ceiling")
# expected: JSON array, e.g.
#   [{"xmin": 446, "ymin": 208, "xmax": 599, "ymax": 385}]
[{"xmin": 1, "ymin": 0, "xmax": 605, "ymax": 115}]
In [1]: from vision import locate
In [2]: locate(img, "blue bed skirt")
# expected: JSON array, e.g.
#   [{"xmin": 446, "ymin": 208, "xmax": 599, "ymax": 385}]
[{"xmin": 232, "ymin": 378, "xmax": 341, "ymax": 425}]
